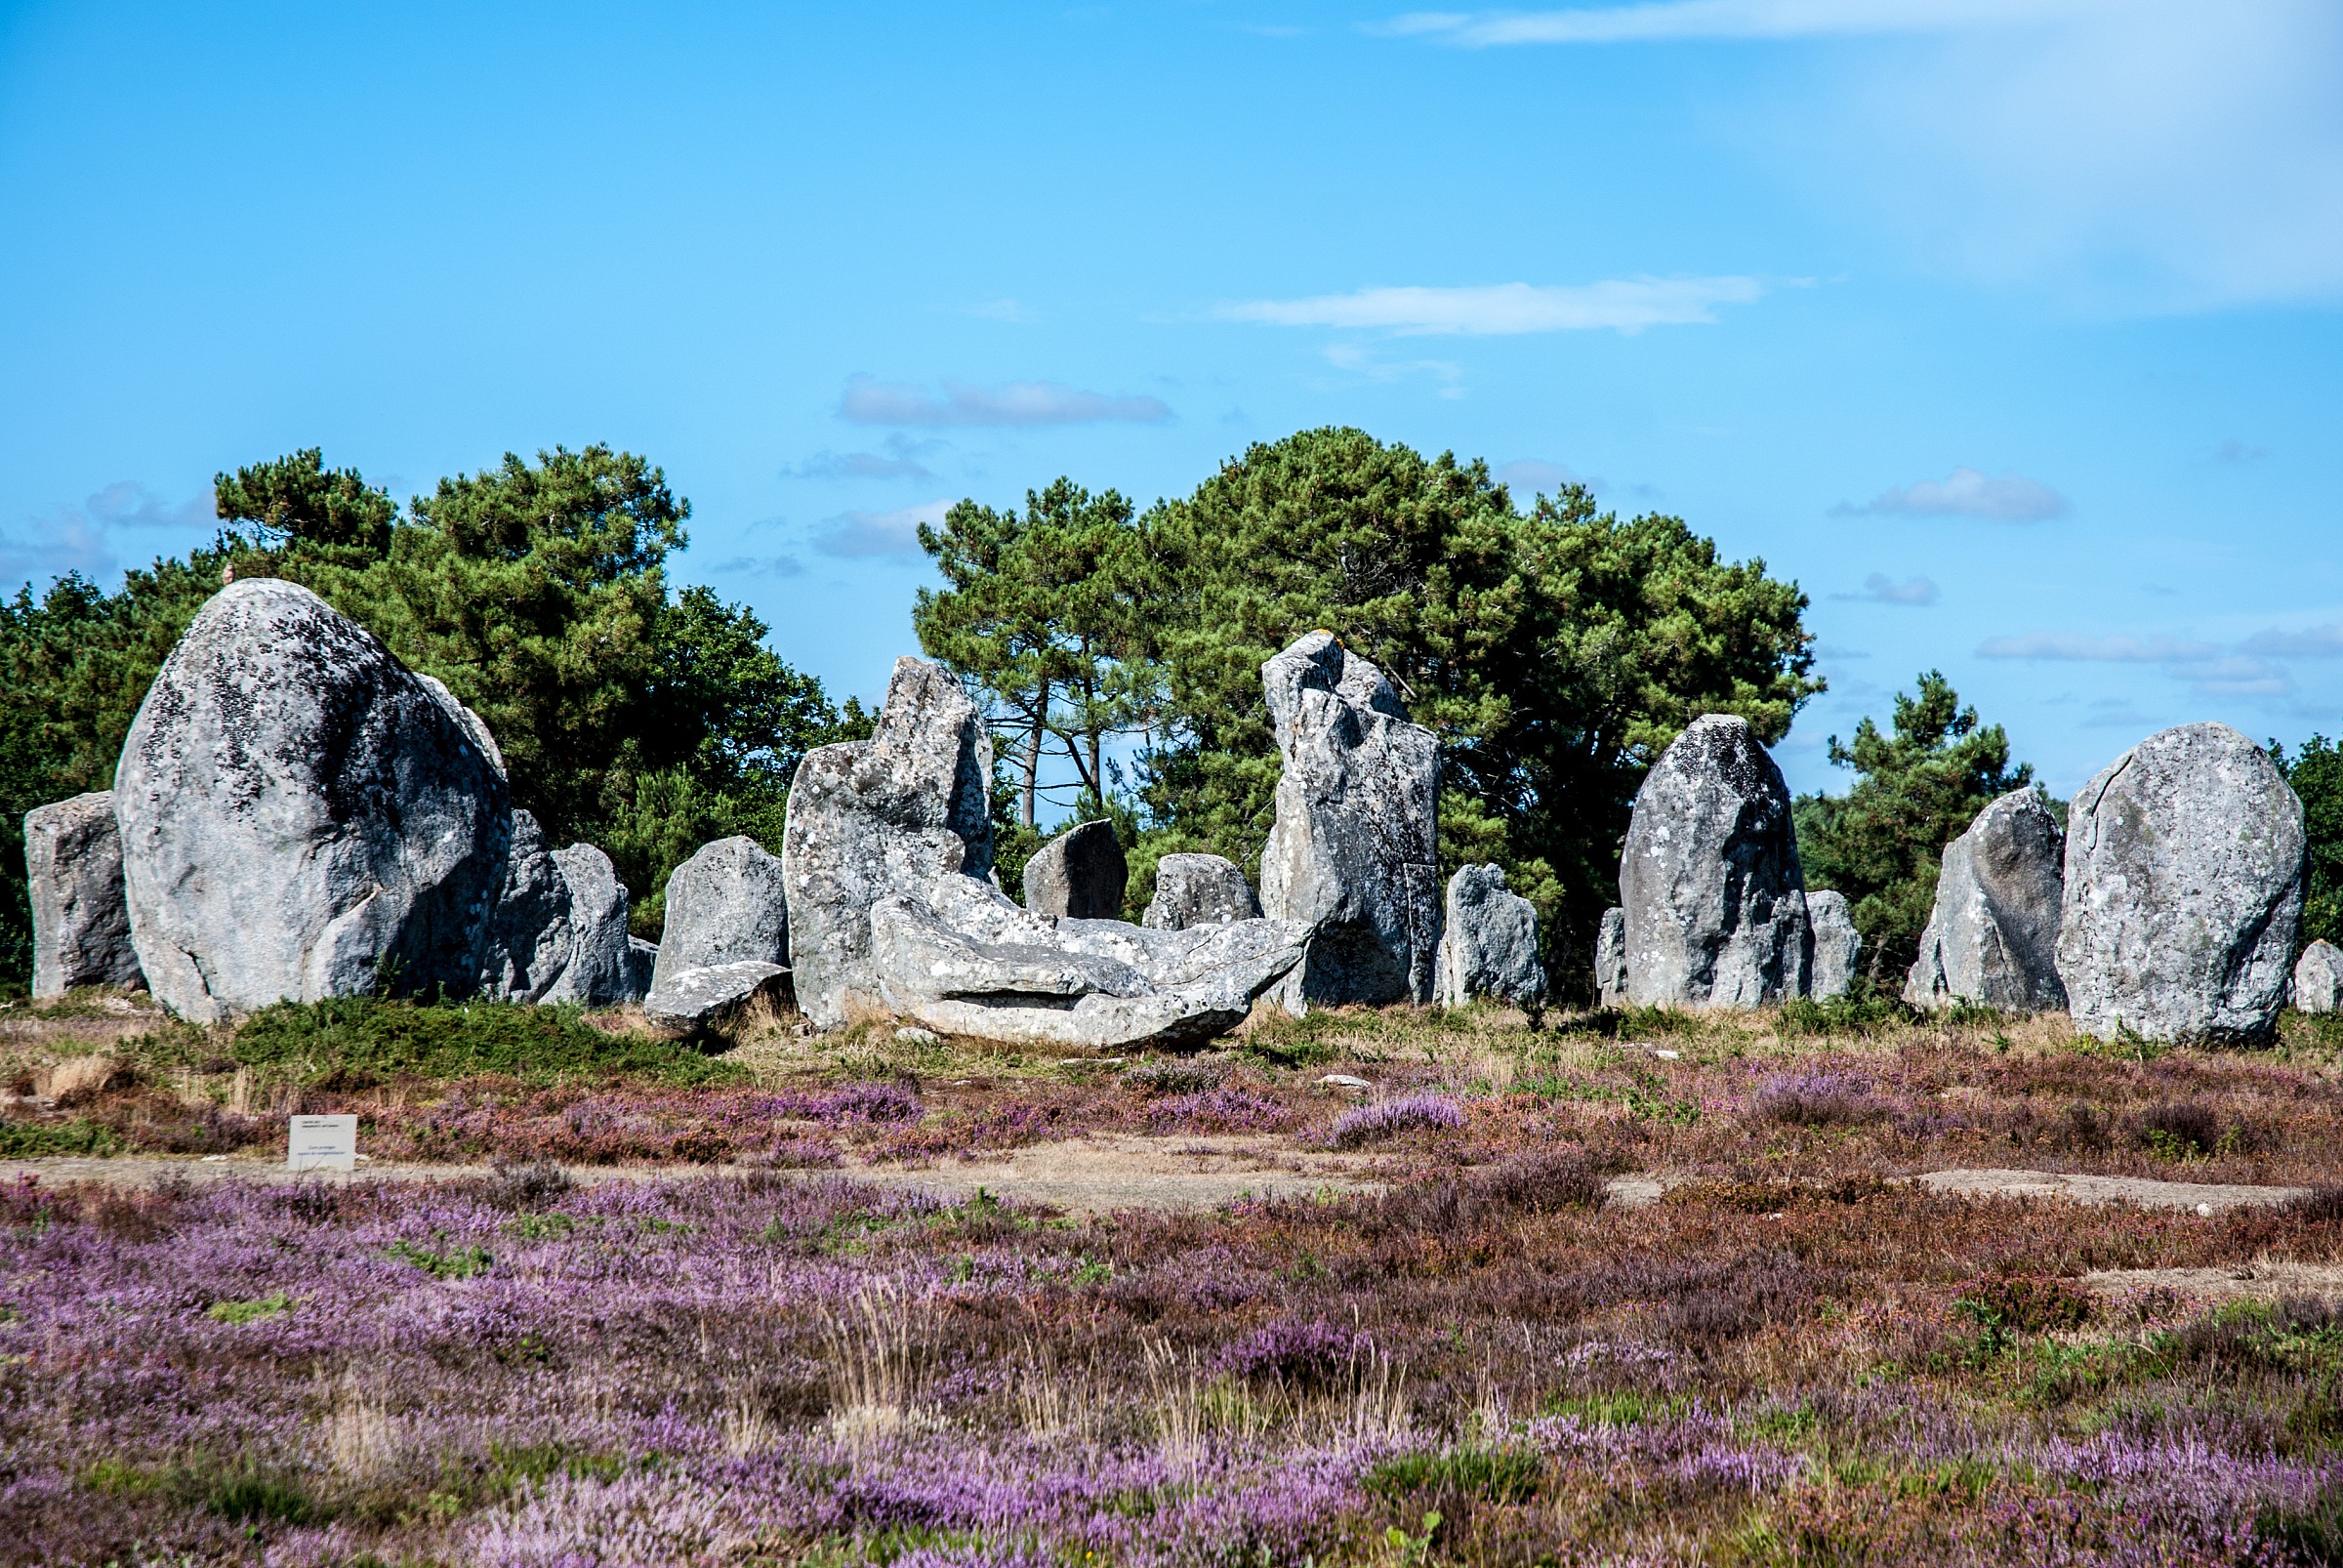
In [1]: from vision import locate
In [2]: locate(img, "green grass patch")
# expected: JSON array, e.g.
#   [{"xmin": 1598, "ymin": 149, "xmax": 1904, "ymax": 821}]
[
  {"xmin": 1774, "ymin": 993, "xmax": 1920, "ymax": 1038},
  {"xmin": 388, "ymin": 1238, "xmax": 494, "ymax": 1280},
  {"xmin": 1545, "ymin": 1391, "xmax": 1687, "ymax": 1426},
  {"xmin": 205, "ymin": 1291, "xmax": 292, "ymax": 1325},
  {"xmin": 142, "ymin": 996, "xmax": 749, "ymax": 1089},
  {"xmin": 1363, "ymin": 1447, "xmax": 1542, "ymax": 1505},
  {"xmin": 0, "ymin": 1117, "xmax": 125, "ymax": 1157}
]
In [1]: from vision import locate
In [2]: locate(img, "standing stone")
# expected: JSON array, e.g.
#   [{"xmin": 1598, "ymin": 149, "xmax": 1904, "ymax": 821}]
[
  {"xmin": 1594, "ymin": 907, "xmax": 1628, "ymax": 1008},
  {"xmin": 546, "ymin": 843, "xmax": 637, "ymax": 1005},
  {"xmin": 1433, "ymin": 864, "xmax": 1546, "ymax": 1010},
  {"xmin": 24, "ymin": 792, "xmax": 144, "ymax": 998},
  {"xmin": 481, "ymin": 814, "xmax": 639, "ymax": 1006},
  {"xmin": 626, "ymin": 937, "xmax": 659, "ymax": 1001},
  {"xmin": 114, "ymin": 579, "xmax": 510, "ymax": 1022},
  {"xmin": 1257, "ymin": 632, "xmax": 1441, "ymax": 1009},
  {"xmin": 1806, "ymin": 890, "xmax": 1862, "ymax": 1001},
  {"xmin": 1904, "ymin": 788, "xmax": 2066, "ymax": 1012},
  {"xmin": 784, "ymin": 658, "xmax": 995, "ymax": 1029},
  {"xmin": 1618, "ymin": 714, "xmax": 1811, "ymax": 1008},
  {"xmin": 2297, "ymin": 941, "xmax": 2343, "ymax": 1014},
  {"xmin": 1143, "ymin": 853, "xmax": 1261, "ymax": 930},
  {"xmin": 1022, "ymin": 820, "xmax": 1128, "ymax": 920},
  {"xmin": 2058, "ymin": 722, "xmax": 2306, "ymax": 1044},
  {"xmin": 650, "ymin": 837, "xmax": 790, "ymax": 993}
]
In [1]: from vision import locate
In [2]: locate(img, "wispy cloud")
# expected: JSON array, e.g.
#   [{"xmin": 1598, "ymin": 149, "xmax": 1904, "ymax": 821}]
[
  {"xmin": 784, "ymin": 433, "xmax": 942, "ymax": 482},
  {"xmin": 1836, "ymin": 466, "xmax": 2068, "ymax": 521},
  {"xmin": 2215, "ymin": 438, "xmax": 2270, "ymax": 463},
  {"xmin": 85, "ymin": 480, "xmax": 216, "ymax": 530},
  {"xmin": 1218, "ymin": 277, "xmax": 1771, "ymax": 336},
  {"xmin": 4, "ymin": 479, "xmax": 217, "ymax": 593},
  {"xmin": 1378, "ymin": 0, "xmax": 2079, "ymax": 47},
  {"xmin": 841, "ymin": 376, "xmax": 1172, "ymax": 427},
  {"xmin": 1978, "ymin": 632, "xmax": 2218, "ymax": 662},
  {"xmin": 1834, "ymin": 572, "xmax": 1940, "ymax": 605},
  {"xmin": 1496, "ymin": 458, "xmax": 1603, "ymax": 496},
  {"xmin": 1321, "ymin": 342, "xmax": 1465, "ymax": 396},
  {"xmin": 812, "ymin": 498, "xmax": 952, "ymax": 559},
  {"xmin": 2242, "ymin": 622, "xmax": 2343, "ymax": 657},
  {"xmin": 711, "ymin": 554, "xmax": 806, "ymax": 579}
]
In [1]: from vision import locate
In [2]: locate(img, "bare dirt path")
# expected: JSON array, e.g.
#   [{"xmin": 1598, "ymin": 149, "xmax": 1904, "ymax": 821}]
[{"xmin": 14, "ymin": 1148, "xmax": 2321, "ymax": 1219}]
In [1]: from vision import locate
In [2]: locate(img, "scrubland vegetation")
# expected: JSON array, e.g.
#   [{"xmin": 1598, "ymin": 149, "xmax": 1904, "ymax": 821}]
[{"xmin": 9, "ymin": 995, "xmax": 2343, "ymax": 1565}]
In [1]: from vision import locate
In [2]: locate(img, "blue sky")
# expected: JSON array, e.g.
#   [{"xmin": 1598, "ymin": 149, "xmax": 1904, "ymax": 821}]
[{"xmin": 3, "ymin": 0, "xmax": 2339, "ymax": 807}]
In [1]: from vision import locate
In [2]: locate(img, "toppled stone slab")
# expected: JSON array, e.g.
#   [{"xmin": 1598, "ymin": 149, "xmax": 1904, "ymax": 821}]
[
  {"xmin": 785, "ymin": 656, "xmax": 1306, "ymax": 1046},
  {"xmin": 25, "ymin": 792, "xmax": 143, "ymax": 999},
  {"xmin": 1433, "ymin": 864, "xmax": 1546, "ymax": 1009},
  {"xmin": 1906, "ymin": 787, "xmax": 2066, "ymax": 1012},
  {"xmin": 1805, "ymin": 890, "xmax": 1860, "ymax": 1001},
  {"xmin": 2058, "ymin": 722, "xmax": 2306, "ymax": 1044},
  {"xmin": 1257, "ymin": 632, "xmax": 1440, "ymax": 1010},
  {"xmin": 1022, "ymin": 819, "xmax": 1128, "ymax": 919},
  {"xmin": 641, "ymin": 961, "xmax": 790, "ymax": 1040},
  {"xmin": 651, "ymin": 837, "xmax": 789, "ymax": 993},
  {"xmin": 2296, "ymin": 940, "xmax": 2342, "ymax": 1014},
  {"xmin": 1143, "ymin": 853, "xmax": 1260, "ymax": 929},
  {"xmin": 114, "ymin": 579, "xmax": 511, "ymax": 1021},
  {"xmin": 1618, "ymin": 715, "xmax": 1811, "ymax": 1008},
  {"xmin": 1595, "ymin": 907, "xmax": 1627, "ymax": 1008}
]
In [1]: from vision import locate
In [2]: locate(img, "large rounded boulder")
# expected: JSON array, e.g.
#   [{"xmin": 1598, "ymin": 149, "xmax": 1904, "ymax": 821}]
[
  {"xmin": 2057, "ymin": 722, "xmax": 2305, "ymax": 1044},
  {"xmin": 114, "ymin": 579, "xmax": 511, "ymax": 1021}
]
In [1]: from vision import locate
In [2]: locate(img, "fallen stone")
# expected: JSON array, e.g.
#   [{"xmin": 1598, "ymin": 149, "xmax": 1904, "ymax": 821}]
[
  {"xmin": 1904, "ymin": 788, "xmax": 2066, "ymax": 1012},
  {"xmin": 24, "ymin": 792, "xmax": 143, "ymax": 998},
  {"xmin": 651, "ymin": 837, "xmax": 789, "ymax": 995},
  {"xmin": 1318, "ymin": 1073, "xmax": 1373, "ymax": 1091},
  {"xmin": 1594, "ymin": 907, "xmax": 1627, "ymax": 1008},
  {"xmin": 1617, "ymin": 715, "xmax": 1811, "ymax": 1008},
  {"xmin": 1804, "ymin": 890, "xmax": 1862, "ymax": 1001},
  {"xmin": 641, "ymin": 961, "xmax": 790, "ymax": 1041},
  {"xmin": 1022, "ymin": 819, "xmax": 1128, "ymax": 919},
  {"xmin": 1433, "ymin": 864, "xmax": 1546, "ymax": 1009},
  {"xmin": 1914, "ymin": 1167, "xmax": 2310, "ymax": 1212},
  {"xmin": 1256, "ymin": 632, "xmax": 1441, "ymax": 1010},
  {"xmin": 783, "ymin": 657, "xmax": 996, "ymax": 1029},
  {"xmin": 2297, "ymin": 940, "xmax": 2343, "ymax": 1014},
  {"xmin": 784, "ymin": 656, "xmax": 1306, "ymax": 1047},
  {"xmin": 114, "ymin": 579, "xmax": 510, "ymax": 1021},
  {"xmin": 2058, "ymin": 722, "xmax": 2306, "ymax": 1044},
  {"xmin": 894, "ymin": 1025, "xmax": 940, "ymax": 1046},
  {"xmin": 1142, "ymin": 852, "xmax": 1261, "ymax": 929}
]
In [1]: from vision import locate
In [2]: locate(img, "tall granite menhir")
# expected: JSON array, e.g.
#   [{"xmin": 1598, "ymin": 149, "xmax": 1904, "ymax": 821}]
[
  {"xmin": 1905, "ymin": 787, "xmax": 2067, "ymax": 1012},
  {"xmin": 1618, "ymin": 714, "xmax": 1811, "ymax": 1008},
  {"xmin": 2058, "ymin": 722, "xmax": 2305, "ymax": 1044},
  {"xmin": 1433, "ymin": 863, "xmax": 1545, "ymax": 1010},
  {"xmin": 114, "ymin": 579, "xmax": 512, "ymax": 1022},
  {"xmin": 1257, "ymin": 632, "xmax": 1441, "ymax": 1009}
]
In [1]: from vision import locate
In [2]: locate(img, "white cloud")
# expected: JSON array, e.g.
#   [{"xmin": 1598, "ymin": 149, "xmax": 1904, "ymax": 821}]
[
  {"xmin": 1496, "ymin": 458, "xmax": 1600, "ymax": 496},
  {"xmin": 1835, "ymin": 572, "xmax": 1940, "ymax": 605},
  {"xmin": 1321, "ymin": 342, "xmax": 1465, "ymax": 396},
  {"xmin": 813, "ymin": 498, "xmax": 952, "ymax": 559},
  {"xmin": 2242, "ymin": 622, "xmax": 2343, "ymax": 657},
  {"xmin": 1838, "ymin": 467, "xmax": 2067, "ymax": 521},
  {"xmin": 785, "ymin": 433, "xmax": 942, "ymax": 482},
  {"xmin": 1977, "ymin": 632, "xmax": 2218, "ymax": 661},
  {"xmin": 841, "ymin": 376, "xmax": 1172, "ymax": 427},
  {"xmin": 85, "ymin": 480, "xmax": 216, "ymax": 530},
  {"xmin": 1382, "ymin": 0, "xmax": 2083, "ymax": 47},
  {"xmin": 711, "ymin": 554, "xmax": 806, "ymax": 579},
  {"xmin": 3, "ymin": 479, "xmax": 217, "ymax": 594},
  {"xmin": 1219, "ymin": 277, "xmax": 1770, "ymax": 336}
]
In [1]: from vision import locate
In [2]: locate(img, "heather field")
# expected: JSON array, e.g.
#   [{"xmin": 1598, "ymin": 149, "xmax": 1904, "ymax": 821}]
[{"xmin": 10, "ymin": 997, "xmax": 2343, "ymax": 1565}]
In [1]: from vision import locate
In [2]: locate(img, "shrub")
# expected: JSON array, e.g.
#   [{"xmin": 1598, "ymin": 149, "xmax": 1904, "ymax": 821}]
[
  {"xmin": 1364, "ymin": 1447, "xmax": 1542, "ymax": 1506},
  {"xmin": 0, "ymin": 1117, "xmax": 125, "ymax": 1157},
  {"xmin": 1122, "ymin": 1058, "xmax": 1227, "ymax": 1095},
  {"xmin": 2138, "ymin": 1100, "xmax": 2223, "ymax": 1158},
  {"xmin": 1753, "ymin": 1072, "xmax": 1878, "ymax": 1126},
  {"xmin": 1216, "ymin": 1318, "xmax": 1368, "ymax": 1386},
  {"xmin": 209, "ymin": 997, "xmax": 748, "ymax": 1088},
  {"xmin": 1954, "ymin": 1275, "xmax": 2092, "ymax": 1335},
  {"xmin": 1331, "ymin": 1094, "xmax": 1465, "ymax": 1147}
]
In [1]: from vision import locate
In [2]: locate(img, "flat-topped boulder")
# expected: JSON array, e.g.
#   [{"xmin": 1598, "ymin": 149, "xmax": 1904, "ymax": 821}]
[
  {"xmin": 1618, "ymin": 714, "xmax": 1811, "ymax": 1008},
  {"xmin": 114, "ymin": 579, "xmax": 510, "ymax": 1021},
  {"xmin": 1143, "ymin": 852, "xmax": 1261, "ymax": 930},
  {"xmin": 1432, "ymin": 864, "xmax": 1545, "ymax": 1010},
  {"xmin": 24, "ymin": 792, "xmax": 143, "ymax": 998},
  {"xmin": 1257, "ymin": 632, "xmax": 1441, "ymax": 1010},
  {"xmin": 651, "ymin": 836, "xmax": 789, "ymax": 992},
  {"xmin": 2058, "ymin": 722, "xmax": 2305, "ymax": 1044},
  {"xmin": 1022, "ymin": 819, "xmax": 1127, "ymax": 920},
  {"xmin": 1906, "ymin": 787, "xmax": 2067, "ymax": 1012},
  {"xmin": 2298, "ymin": 940, "xmax": 2343, "ymax": 1014},
  {"xmin": 783, "ymin": 655, "xmax": 1307, "ymax": 1046},
  {"xmin": 642, "ymin": 960, "xmax": 790, "ymax": 1041}
]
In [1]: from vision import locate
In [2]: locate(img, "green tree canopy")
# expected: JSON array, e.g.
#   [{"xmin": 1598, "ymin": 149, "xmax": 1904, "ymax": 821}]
[
  {"xmin": 2276, "ymin": 734, "xmax": 2342, "ymax": 956},
  {"xmin": 1, "ymin": 446, "xmax": 857, "ymax": 986},
  {"xmin": 1791, "ymin": 670, "xmax": 2035, "ymax": 987}
]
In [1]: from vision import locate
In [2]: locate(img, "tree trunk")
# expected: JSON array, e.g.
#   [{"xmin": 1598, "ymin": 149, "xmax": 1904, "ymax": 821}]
[{"xmin": 1022, "ymin": 682, "xmax": 1047, "ymax": 829}]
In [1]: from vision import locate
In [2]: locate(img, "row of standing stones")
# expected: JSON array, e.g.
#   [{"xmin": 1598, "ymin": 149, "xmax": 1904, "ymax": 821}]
[
  {"xmin": 20, "ymin": 584, "xmax": 1545, "ymax": 1048},
  {"xmin": 25, "ymin": 578, "xmax": 2337, "ymax": 1046},
  {"xmin": 1587, "ymin": 712, "xmax": 2340, "ymax": 1042}
]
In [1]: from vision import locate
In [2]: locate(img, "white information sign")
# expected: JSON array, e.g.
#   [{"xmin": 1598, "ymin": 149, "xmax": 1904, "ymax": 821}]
[{"xmin": 287, "ymin": 1115, "xmax": 358, "ymax": 1173}]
